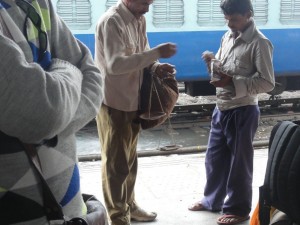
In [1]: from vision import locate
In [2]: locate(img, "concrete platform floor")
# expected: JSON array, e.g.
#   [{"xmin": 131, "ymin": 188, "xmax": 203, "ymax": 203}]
[{"xmin": 79, "ymin": 148, "xmax": 268, "ymax": 225}]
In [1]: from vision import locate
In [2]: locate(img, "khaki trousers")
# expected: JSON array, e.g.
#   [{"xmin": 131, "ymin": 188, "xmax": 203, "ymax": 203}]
[{"xmin": 96, "ymin": 104, "xmax": 140, "ymax": 225}]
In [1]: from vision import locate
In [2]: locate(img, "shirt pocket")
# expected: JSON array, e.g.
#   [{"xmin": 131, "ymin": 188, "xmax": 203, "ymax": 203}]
[{"xmin": 234, "ymin": 59, "xmax": 251, "ymax": 75}]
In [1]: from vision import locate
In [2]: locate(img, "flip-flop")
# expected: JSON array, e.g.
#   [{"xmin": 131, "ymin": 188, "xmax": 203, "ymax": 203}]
[
  {"xmin": 188, "ymin": 202, "xmax": 207, "ymax": 211},
  {"xmin": 217, "ymin": 214, "xmax": 250, "ymax": 225}
]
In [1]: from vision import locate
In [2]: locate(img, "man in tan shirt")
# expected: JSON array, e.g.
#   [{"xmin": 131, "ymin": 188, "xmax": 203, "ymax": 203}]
[{"xmin": 94, "ymin": 0, "xmax": 177, "ymax": 225}]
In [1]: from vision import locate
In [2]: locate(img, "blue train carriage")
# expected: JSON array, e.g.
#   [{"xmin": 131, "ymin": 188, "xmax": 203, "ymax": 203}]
[{"xmin": 53, "ymin": 0, "xmax": 300, "ymax": 96}]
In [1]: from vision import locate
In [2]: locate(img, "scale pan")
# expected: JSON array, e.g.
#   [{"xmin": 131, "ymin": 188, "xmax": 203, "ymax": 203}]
[{"xmin": 139, "ymin": 112, "xmax": 166, "ymax": 120}]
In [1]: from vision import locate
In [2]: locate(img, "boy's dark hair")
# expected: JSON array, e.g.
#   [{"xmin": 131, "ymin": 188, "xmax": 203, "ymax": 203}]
[{"xmin": 220, "ymin": 0, "xmax": 254, "ymax": 16}]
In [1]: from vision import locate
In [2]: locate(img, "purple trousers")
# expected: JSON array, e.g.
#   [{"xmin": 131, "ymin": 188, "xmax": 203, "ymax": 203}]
[{"xmin": 201, "ymin": 105, "xmax": 259, "ymax": 216}]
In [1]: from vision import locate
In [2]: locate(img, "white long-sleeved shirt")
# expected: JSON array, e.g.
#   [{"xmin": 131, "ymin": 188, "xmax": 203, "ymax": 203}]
[
  {"xmin": 94, "ymin": 0, "xmax": 161, "ymax": 111},
  {"xmin": 215, "ymin": 19, "xmax": 275, "ymax": 111}
]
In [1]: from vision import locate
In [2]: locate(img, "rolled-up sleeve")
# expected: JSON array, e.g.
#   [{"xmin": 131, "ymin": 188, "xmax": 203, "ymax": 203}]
[{"xmin": 233, "ymin": 38, "xmax": 275, "ymax": 98}]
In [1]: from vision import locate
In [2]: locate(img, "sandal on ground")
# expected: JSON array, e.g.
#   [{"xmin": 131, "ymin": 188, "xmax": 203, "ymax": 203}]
[
  {"xmin": 188, "ymin": 202, "xmax": 207, "ymax": 211},
  {"xmin": 217, "ymin": 214, "xmax": 250, "ymax": 225}
]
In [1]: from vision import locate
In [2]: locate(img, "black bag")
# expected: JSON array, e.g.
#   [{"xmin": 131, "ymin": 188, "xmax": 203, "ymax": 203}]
[
  {"xmin": 259, "ymin": 121, "xmax": 300, "ymax": 225},
  {"xmin": 139, "ymin": 68, "xmax": 179, "ymax": 130}
]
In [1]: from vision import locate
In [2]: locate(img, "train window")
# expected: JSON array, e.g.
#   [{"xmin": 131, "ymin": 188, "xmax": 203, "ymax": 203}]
[
  {"xmin": 56, "ymin": 0, "xmax": 92, "ymax": 30},
  {"xmin": 252, "ymin": 0, "xmax": 268, "ymax": 26},
  {"xmin": 280, "ymin": 0, "xmax": 300, "ymax": 25},
  {"xmin": 152, "ymin": 0, "xmax": 184, "ymax": 28},
  {"xmin": 106, "ymin": 0, "xmax": 118, "ymax": 11},
  {"xmin": 197, "ymin": 0, "xmax": 268, "ymax": 27},
  {"xmin": 197, "ymin": 0, "xmax": 226, "ymax": 26}
]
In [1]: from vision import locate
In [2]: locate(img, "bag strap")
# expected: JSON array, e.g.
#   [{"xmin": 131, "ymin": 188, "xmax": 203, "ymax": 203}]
[
  {"xmin": 22, "ymin": 143, "xmax": 65, "ymax": 221},
  {"xmin": 259, "ymin": 185, "xmax": 271, "ymax": 225},
  {"xmin": 23, "ymin": 144, "xmax": 89, "ymax": 225}
]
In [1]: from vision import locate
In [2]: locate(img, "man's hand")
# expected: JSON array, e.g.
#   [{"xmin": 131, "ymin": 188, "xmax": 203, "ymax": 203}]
[
  {"xmin": 157, "ymin": 43, "xmax": 177, "ymax": 58},
  {"xmin": 155, "ymin": 63, "xmax": 176, "ymax": 79},
  {"xmin": 202, "ymin": 50, "xmax": 215, "ymax": 73},
  {"xmin": 210, "ymin": 71, "xmax": 232, "ymax": 87}
]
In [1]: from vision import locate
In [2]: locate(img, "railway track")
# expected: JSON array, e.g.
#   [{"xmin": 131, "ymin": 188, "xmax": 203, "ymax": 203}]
[
  {"xmin": 173, "ymin": 96, "xmax": 300, "ymax": 115},
  {"xmin": 137, "ymin": 97, "xmax": 300, "ymax": 156},
  {"xmin": 157, "ymin": 97, "xmax": 300, "ymax": 128},
  {"xmin": 78, "ymin": 96, "xmax": 300, "ymax": 161}
]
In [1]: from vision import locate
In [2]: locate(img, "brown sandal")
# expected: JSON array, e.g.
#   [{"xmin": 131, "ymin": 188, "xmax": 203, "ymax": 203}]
[
  {"xmin": 188, "ymin": 202, "xmax": 207, "ymax": 211},
  {"xmin": 217, "ymin": 214, "xmax": 250, "ymax": 225}
]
